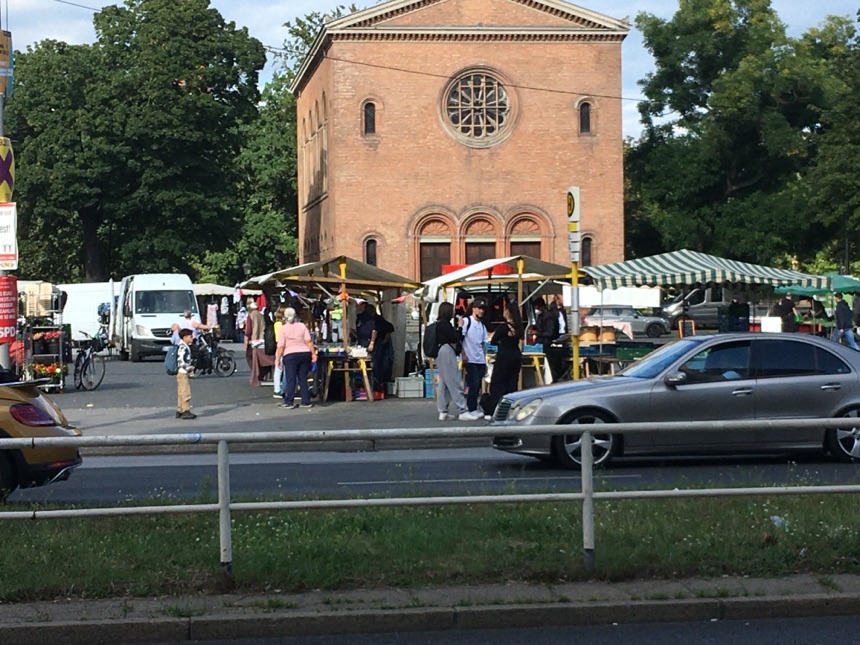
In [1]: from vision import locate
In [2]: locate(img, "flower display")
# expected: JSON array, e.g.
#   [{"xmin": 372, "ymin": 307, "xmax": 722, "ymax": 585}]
[
  {"xmin": 32, "ymin": 330, "xmax": 63, "ymax": 341},
  {"xmin": 32, "ymin": 362, "xmax": 68, "ymax": 377}
]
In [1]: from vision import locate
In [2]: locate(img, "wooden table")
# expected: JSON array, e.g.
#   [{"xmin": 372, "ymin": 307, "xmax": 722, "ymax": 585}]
[
  {"xmin": 321, "ymin": 355, "xmax": 374, "ymax": 403},
  {"xmin": 521, "ymin": 353, "xmax": 545, "ymax": 387},
  {"xmin": 581, "ymin": 355, "xmax": 622, "ymax": 377}
]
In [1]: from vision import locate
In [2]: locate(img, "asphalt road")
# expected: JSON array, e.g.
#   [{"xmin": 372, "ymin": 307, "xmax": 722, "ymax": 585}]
[
  {"xmin": 159, "ymin": 615, "xmax": 860, "ymax": 644},
  {"xmin": 10, "ymin": 446, "xmax": 860, "ymax": 505}
]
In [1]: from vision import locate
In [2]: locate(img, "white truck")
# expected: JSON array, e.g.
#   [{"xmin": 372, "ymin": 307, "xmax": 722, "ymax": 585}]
[
  {"xmin": 57, "ymin": 282, "xmax": 115, "ymax": 342},
  {"xmin": 110, "ymin": 274, "xmax": 200, "ymax": 362}
]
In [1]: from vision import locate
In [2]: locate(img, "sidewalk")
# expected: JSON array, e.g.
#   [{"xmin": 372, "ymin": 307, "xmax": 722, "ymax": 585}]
[{"xmin": 2, "ymin": 573, "xmax": 859, "ymax": 644}]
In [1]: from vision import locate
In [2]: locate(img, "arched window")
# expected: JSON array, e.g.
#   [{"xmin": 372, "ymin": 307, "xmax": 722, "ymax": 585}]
[
  {"xmin": 365, "ymin": 238, "xmax": 378, "ymax": 266},
  {"xmin": 581, "ymin": 237, "xmax": 593, "ymax": 267},
  {"xmin": 580, "ymin": 102, "xmax": 591, "ymax": 134},
  {"xmin": 363, "ymin": 102, "xmax": 376, "ymax": 136}
]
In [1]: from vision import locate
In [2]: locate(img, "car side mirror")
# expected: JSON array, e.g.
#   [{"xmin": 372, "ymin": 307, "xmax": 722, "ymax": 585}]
[{"xmin": 664, "ymin": 372, "xmax": 688, "ymax": 387}]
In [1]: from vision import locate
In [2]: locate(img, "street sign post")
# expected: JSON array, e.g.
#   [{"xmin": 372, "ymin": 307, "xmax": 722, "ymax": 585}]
[{"xmin": 567, "ymin": 186, "xmax": 581, "ymax": 380}]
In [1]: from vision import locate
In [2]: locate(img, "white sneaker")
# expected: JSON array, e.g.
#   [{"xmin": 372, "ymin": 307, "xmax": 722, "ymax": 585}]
[
  {"xmin": 460, "ymin": 410, "xmax": 482, "ymax": 421},
  {"xmin": 439, "ymin": 412, "xmax": 454, "ymax": 421}
]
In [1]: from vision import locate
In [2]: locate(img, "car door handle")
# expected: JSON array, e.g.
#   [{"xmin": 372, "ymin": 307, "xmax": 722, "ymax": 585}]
[
  {"xmin": 820, "ymin": 383, "xmax": 842, "ymax": 391},
  {"xmin": 731, "ymin": 388, "xmax": 753, "ymax": 396}
]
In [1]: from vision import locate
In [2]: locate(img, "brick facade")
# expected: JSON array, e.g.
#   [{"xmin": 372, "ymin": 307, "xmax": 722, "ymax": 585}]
[{"xmin": 292, "ymin": 0, "xmax": 629, "ymax": 281}]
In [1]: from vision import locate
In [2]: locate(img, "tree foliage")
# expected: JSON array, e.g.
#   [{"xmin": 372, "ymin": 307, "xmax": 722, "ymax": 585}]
[
  {"xmin": 626, "ymin": 0, "xmax": 855, "ymax": 269},
  {"xmin": 7, "ymin": 0, "xmax": 265, "ymax": 282}
]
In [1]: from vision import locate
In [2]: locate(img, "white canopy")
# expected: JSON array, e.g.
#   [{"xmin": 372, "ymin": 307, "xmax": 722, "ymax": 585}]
[{"xmin": 417, "ymin": 256, "xmax": 573, "ymax": 302}]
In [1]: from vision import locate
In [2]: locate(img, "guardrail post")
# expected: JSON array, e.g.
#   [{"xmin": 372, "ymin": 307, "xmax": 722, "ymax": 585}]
[
  {"xmin": 217, "ymin": 440, "xmax": 234, "ymax": 590},
  {"xmin": 581, "ymin": 430, "xmax": 595, "ymax": 573}
]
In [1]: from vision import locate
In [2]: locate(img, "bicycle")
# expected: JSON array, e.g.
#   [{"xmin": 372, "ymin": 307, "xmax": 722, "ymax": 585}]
[
  {"xmin": 73, "ymin": 331, "xmax": 107, "ymax": 391},
  {"xmin": 189, "ymin": 330, "xmax": 236, "ymax": 378}
]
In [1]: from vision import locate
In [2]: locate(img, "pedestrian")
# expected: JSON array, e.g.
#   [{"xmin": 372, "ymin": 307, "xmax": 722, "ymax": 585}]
[
  {"xmin": 370, "ymin": 305, "xmax": 395, "ymax": 389},
  {"xmin": 434, "ymin": 301, "xmax": 468, "ymax": 421},
  {"xmin": 459, "ymin": 298, "xmax": 489, "ymax": 420},
  {"xmin": 272, "ymin": 305, "xmax": 287, "ymax": 398},
  {"xmin": 534, "ymin": 297, "xmax": 563, "ymax": 381},
  {"xmin": 235, "ymin": 305, "xmax": 247, "ymax": 344},
  {"xmin": 276, "ymin": 307, "xmax": 317, "ymax": 409},
  {"xmin": 773, "ymin": 294, "xmax": 798, "ymax": 333},
  {"xmin": 175, "ymin": 328, "xmax": 197, "ymax": 420},
  {"xmin": 481, "ymin": 301, "xmax": 523, "ymax": 419},
  {"xmin": 831, "ymin": 292, "xmax": 859, "ymax": 350},
  {"xmin": 351, "ymin": 298, "xmax": 376, "ymax": 348}
]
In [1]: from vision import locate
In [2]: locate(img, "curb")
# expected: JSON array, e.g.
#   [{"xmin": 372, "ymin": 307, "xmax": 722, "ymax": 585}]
[{"xmin": 4, "ymin": 591, "xmax": 860, "ymax": 644}]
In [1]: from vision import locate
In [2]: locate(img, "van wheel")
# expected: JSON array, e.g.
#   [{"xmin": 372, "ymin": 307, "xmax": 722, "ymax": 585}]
[
  {"xmin": 130, "ymin": 341, "xmax": 142, "ymax": 362},
  {"xmin": 119, "ymin": 349, "xmax": 129, "ymax": 362},
  {"xmin": 645, "ymin": 323, "xmax": 663, "ymax": 338},
  {"xmin": 0, "ymin": 453, "xmax": 18, "ymax": 502}
]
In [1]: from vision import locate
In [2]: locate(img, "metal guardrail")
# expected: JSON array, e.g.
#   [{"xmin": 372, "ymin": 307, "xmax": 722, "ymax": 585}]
[{"xmin": 3, "ymin": 418, "xmax": 860, "ymax": 582}]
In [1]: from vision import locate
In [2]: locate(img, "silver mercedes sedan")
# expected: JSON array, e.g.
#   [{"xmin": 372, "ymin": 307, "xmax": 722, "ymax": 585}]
[{"xmin": 492, "ymin": 333, "xmax": 860, "ymax": 468}]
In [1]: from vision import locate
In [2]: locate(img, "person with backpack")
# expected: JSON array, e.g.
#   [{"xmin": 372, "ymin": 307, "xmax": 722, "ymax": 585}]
[
  {"xmin": 433, "ymin": 301, "xmax": 469, "ymax": 421},
  {"xmin": 459, "ymin": 298, "xmax": 489, "ymax": 420},
  {"xmin": 175, "ymin": 328, "xmax": 197, "ymax": 420}
]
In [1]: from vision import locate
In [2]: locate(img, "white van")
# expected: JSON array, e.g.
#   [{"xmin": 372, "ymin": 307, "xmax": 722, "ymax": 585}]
[{"xmin": 110, "ymin": 274, "xmax": 200, "ymax": 361}]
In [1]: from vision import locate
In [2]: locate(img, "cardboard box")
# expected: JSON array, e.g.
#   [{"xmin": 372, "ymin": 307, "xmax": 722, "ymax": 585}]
[{"xmin": 395, "ymin": 377, "xmax": 424, "ymax": 398}]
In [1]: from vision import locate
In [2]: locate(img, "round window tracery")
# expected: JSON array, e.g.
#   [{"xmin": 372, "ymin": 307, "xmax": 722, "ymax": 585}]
[{"xmin": 442, "ymin": 70, "xmax": 515, "ymax": 147}]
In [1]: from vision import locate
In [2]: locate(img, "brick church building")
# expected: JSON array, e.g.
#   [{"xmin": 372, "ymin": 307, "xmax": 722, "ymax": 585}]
[{"xmin": 291, "ymin": 0, "xmax": 629, "ymax": 281}]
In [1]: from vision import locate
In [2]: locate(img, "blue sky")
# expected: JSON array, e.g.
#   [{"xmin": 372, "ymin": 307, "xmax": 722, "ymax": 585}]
[{"xmin": 6, "ymin": 0, "xmax": 858, "ymax": 137}]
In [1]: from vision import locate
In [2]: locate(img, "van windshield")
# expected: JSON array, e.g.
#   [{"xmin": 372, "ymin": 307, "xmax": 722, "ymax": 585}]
[{"xmin": 135, "ymin": 290, "xmax": 198, "ymax": 314}]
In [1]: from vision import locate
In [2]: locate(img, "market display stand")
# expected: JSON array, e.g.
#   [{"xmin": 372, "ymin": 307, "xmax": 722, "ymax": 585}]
[{"xmin": 25, "ymin": 324, "xmax": 67, "ymax": 392}]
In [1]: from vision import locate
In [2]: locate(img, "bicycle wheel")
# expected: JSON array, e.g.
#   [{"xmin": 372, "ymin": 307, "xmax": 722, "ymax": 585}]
[
  {"xmin": 81, "ymin": 354, "xmax": 106, "ymax": 391},
  {"xmin": 73, "ymin": 352, "xmax": 84, "ymax": 390},
  {"xmin": 213, "ymin": 349, "xmax": 236, "ymax": 377}
]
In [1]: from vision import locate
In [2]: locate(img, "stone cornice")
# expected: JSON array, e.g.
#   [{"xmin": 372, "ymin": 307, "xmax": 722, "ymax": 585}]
[{"xmin": 330, "ymin": 28, "xmax": 627, "ymax": 43}]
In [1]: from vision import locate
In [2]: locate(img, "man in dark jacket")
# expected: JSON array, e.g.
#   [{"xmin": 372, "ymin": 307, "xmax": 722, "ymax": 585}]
[
  {"xmin": 832, "ymin": 292, "xmax": 859, "ymax": 350},
  {"xmin": 534, "ymin": 297, "xmax": 565, "ymax": 381}
]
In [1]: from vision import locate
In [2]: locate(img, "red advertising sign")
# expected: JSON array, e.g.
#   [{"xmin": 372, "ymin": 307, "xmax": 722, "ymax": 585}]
[{"xmin": 0, "ymin": 274, "xmax": 17, "ymax": 343}]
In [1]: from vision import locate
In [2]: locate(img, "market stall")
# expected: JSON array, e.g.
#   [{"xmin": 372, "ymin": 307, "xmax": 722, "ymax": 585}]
[
  {"xmin": 417, "ymin": 255, "xmax": 576, "ymax": 393},
  {"xmin": 240, "ymin": 256, "xmax": 419, "ymax": 401}
]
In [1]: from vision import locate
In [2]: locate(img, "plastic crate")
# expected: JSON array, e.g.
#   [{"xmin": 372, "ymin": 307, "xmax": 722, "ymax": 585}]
[{"xmin": 395, "ymin": 377, "xmax": 424, "ymax": 398}]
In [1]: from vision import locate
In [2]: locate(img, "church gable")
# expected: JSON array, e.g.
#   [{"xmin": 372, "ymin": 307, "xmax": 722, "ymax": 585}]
[
  {"xmin": 375, "ymin": 0, "xmax": 574, "ymax": 30},
  {"xmin": 327, "ymin": 0, "xmax": 629, "ymax": 33}
]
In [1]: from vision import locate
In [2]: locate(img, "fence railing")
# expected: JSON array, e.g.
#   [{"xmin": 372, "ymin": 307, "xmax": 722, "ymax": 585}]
[{"xmin": 3, "ymin": 418, "xmax": 860, "ymax": 582}]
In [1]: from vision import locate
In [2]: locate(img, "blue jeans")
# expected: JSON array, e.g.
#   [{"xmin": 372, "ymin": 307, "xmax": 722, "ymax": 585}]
[
  {"xmin": 831, "ymin": 328, "xmax": 859, "ymax": 350},
  {"xmin": 464, "ymin": 362, "xmax": 486, "ymax": 412},
  {"xmin": 282, "ymin": 352, "xmax": 312, "ymax": 406}
]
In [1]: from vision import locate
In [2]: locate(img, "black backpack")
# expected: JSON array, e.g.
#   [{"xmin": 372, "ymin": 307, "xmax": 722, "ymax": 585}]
[{"xmin": 422, "ymin": 322, "xmax": 439, "ymax": 359}]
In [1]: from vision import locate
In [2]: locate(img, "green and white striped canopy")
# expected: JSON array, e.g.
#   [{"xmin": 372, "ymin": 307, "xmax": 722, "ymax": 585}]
[{"xmin": 582, "ymin": 249, "xmax": 828, "ymax": 291}]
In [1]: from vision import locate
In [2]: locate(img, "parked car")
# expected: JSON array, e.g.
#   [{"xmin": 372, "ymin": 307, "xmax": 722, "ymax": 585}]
[
  {"xmin": 492, "ymin": 333, "xmax": 860, "ymax": 468},
  {"xmin": 582, "ymin": 305, "xmax": 670, "ymax": 338},
  {"xmin": 0, "ymin": 381, "xmax": 82, "ymax": 500}
]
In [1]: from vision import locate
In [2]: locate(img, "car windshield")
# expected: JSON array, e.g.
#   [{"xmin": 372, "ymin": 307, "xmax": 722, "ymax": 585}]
[
  {"xmin": 135, "ymin": 290, "xmax": 198, "ymax": 314},
  {"xmin": 618, "ymin": 338, "xmax": 703, "ymax": 379}
]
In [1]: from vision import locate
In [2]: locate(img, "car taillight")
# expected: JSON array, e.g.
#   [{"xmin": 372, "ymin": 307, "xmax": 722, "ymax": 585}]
[{"xmin": 10, "ymin": 404, "xmax": 56, "ymax": 427}]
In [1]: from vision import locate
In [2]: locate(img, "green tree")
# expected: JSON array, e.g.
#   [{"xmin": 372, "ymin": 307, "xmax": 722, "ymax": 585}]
[
  {"xmin": 7, "ymin": 0, "xmax": 266, "ymax": 281},
  {"xmin": 805, "ymin": 13, "xmax": 860, "ymax": 272},
  {"xmin": 626, "ymin": 1, "xmax": 852, "ymax": 265},
  {"xmin": 199, "ymin": 4, "xmax": 360, "ymax": 282}
]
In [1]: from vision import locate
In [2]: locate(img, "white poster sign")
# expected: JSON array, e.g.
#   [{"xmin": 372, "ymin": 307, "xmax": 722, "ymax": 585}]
[{"xmin": 0, "ymin": 202, "xmax": 18, "ymax": 270}]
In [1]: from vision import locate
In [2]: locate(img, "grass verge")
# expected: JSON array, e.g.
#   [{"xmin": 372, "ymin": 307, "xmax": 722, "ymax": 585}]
[{"xmin": 2, "ymin": 494, "xmax": 859, "ymax": 602}]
